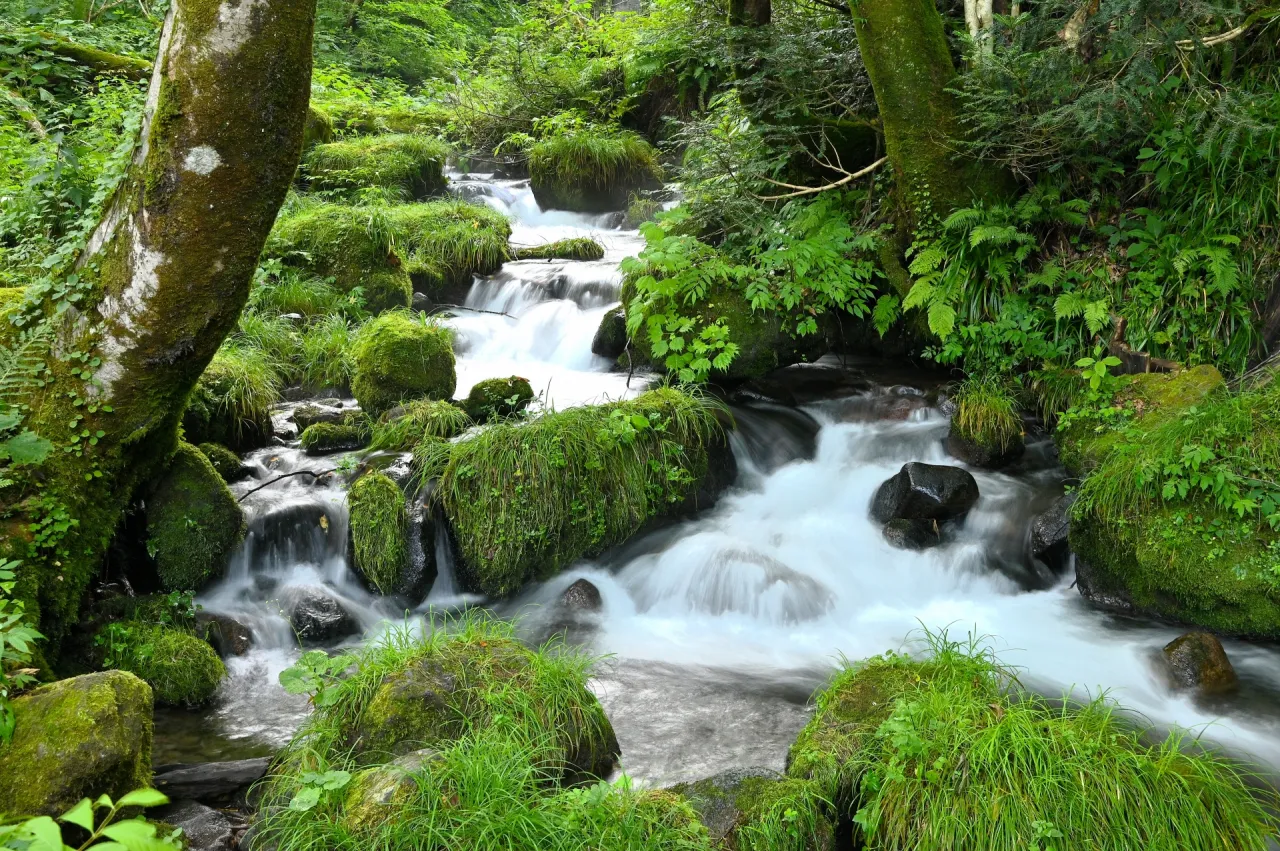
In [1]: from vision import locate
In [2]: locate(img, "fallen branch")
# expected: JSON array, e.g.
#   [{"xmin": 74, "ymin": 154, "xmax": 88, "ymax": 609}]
[
  {"xmin": 752, "ymin": 156, "xmax": 887, "ymax": 201},
  {"xmin": 34, "ymin": 33, "xmax": 153, "ymax": 80},
  {"xmin": 431, "ymin": 303, "xmax": 516, "ymax": 318},
  {"xmin": 238, "ymin": 468, "xmax": 337, "ymax": 501},
  {"xmin": 1175, "ymin": 9, "xmax": 1280, "ymax": 50}
]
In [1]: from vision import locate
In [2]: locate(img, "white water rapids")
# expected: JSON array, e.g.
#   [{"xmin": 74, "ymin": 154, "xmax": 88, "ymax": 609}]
[{"xmin": 165, "ymin": 174, "xmax": 1280, "ymax": 788}]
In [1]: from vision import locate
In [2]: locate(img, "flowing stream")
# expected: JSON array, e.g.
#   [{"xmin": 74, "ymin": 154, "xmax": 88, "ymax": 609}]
[{"xmin": 158, "ymin": 175, "xmax": 1280, "ymax": 787}]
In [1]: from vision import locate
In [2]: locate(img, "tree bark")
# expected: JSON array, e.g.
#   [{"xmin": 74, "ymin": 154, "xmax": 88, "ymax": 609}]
[
  {"xmin": 3, "ymin": 0, "xmax": 315, "ymax": 653},
  {"xmin": 728, "ymin": 0, "xmax": 770, "ymax": 26},
  {"xmin": 851, "ymin": 0, "xmax": 1012, "ymax": 226}
]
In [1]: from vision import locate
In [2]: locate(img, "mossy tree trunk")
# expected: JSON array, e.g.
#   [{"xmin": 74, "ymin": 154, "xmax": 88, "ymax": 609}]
[
  {"xmin": 728, "ymin": 0, "xmax": 770, "ymax": 26},
  {"xmin": 850, "ymin": 0, "xmax": 1012, "ymax": 226},
  {"xmin": 3, "ymin": 0, "xmax": 316, "ymax": 654}
]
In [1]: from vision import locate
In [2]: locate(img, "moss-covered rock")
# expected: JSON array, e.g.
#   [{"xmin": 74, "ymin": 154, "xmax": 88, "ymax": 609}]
[
  {"xmin": 529, "ymin": 128, "xmax": 662, "ymax": 212},
  {"xmin": 460, "ymin": 376, "xmax": 534, "ymax": 421},
  {"xmin": 304, "ymin": 134, "xmax": 448, "ymax": 200},
  {"xmin": 97, "ymin": 623, "xmax": 226, "ymax": 708},
  {"xmin": 591, "ymin": 306, "xmax": 628, "ymax": 360},
  {"xmin": 369, "ymin": 399, "xmax": 471, "ymax": 452},
  {"xmin": 303, "ymin": 105, "xmax": 336, "ymax": 149},
  {"xmin": 196, "ymin": 442, "xmax": 248, "ymax": 484},
  {"xmin": 0, "ymin": 671, "xmax": 152, "ymax": 817},
  {"xmin": 299, "ymin": 421, "xmax": 371, "ymax": 455},
  {"xmin": 625, "ymin": 195, "xmax": 663, "ymax": 228},
  {"xmin": 945, "ymin": 377, "xmax": 1025, "ymax": 470},
  {"xmin": 319, "ymin": 100, "xmax": 449, "ymax": 137},
  {"xmin": 671, "ymin": 768, "xmax": 835, "ymax": 851},
  {"xmin": 513, "ymin": 237, "xmax": 605, "ymax": 262},
  {"xmin": 182, "ymin": 348, "xmax": 279, "ymax": 452},
  {"xmin": 145, "ymin": 443, "xmax": 247, "ymax": 592},
  {"xmin": 352, "ymin": 312, "xmax": 456, "ymax": 417},
  {"xmin": 348, "ymin": 472, "xmax": 410, "ymax": 597},
  {"xmin": 343, "ymin": 748, "xmax": 442, "ymax": 831}
]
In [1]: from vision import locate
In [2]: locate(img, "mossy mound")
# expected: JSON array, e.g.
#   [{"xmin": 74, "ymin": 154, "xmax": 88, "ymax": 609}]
[
  {"xmin": 305, "ymin": 134, "xmax": 448, "ymax": 200},
  {"xmin": 671, "ymin": 768, "xmax": 834, "ymax": 851},
  {"xmin": 369, "ymin": 399, "xmax": 471, "ymax": 452},
  {"xmin": 97, "ymin": 623, "xmax": 226, "ymax": 708},
  {"xmin": 303, "ymin": 104, "xmax": 336, "ymax": 149},
  {"xmin": 513, "ymin": 237, "xmax": 605, "ymax": 262},
  {"xmin": 182, "ymin": 344, "xmax": 280, "ymax": 451},
  {"xmin": 529, "ymin": 128, "xmax": 662, "ymax": 212},
  {"xmin": 0, "ymin": 286, "xmax": 24, "ymax": 348},
  {"xmin": 348, "ymin": 472, "xmax": 410, "ymax": 596},
  {"xmin": 433, "ymin": 388, "xmax": 723, "ymax": 597},
  {"xmin": 319, "ymin": 99, "xmax": 450, "ymax": 137},
  {"xmin": 788, "ymin": 642, "xmax": 1280, "ymax": 849},
  {"xmin": 460, "ymin": 376, "xmax": 534, "ymax": 421},
  {"xmin": 300, "ymin": 421, "xmax": 371, "ymax": 455},
  {"xmin": 145, "ymin": 442, "xmax": 247, "ymax": 592},
  {"xmin": 266, "ymin": 201, "xmax": 511, "ymax": 313},
  {"xmin": 945, "ymin": 376, "xmax": 1025, "ymax": 469},
  {"xmin": 352, "ymin": 311, "xmax": 456, "ymax": 417},
  {"xmin": 196, "ymin": 442, "xmax": 246, "ymax": 483},
  {"xmin": 591, "ymin": 306, "xmax": 627, "ymax": 359},
  {"xmin": 0, "ymin": 671, "xmax": 152, "ymax": 817}
]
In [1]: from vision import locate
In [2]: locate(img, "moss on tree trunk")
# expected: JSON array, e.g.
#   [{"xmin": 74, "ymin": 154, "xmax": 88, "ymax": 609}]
[
  {"xmin": 3, "ymin": 0, "xmax": 316, "ymax": 655},
  {"xmin": 850, "ymin": 0, "xmax": 1012, "ymax": 224}
]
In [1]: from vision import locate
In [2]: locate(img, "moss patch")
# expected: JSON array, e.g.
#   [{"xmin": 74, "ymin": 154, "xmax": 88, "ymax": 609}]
[
  {"xmin": 196, "ymin": 442, "xmax": 244, "ymax": 483},
  {"xmin": 182, "ymin": 343, "xmax": 281, "ymax": 451},
  {"xmin": 460, "ymin": 376, "xmax": 534, "ymax": 421},
  {"xmin": 304, "ymin": 134, "xmax": 448, "ymax": 200},
  {"xmin": 145, "ymin": 442, "xmax": 247, "ymax": 592},
  {"xmin": 304, "ymin": 105, "xmax": 337, "ymax": 149},
  {"xmin": 300, "ymin": 420, "xmax": 371, "ymax": 455},
  {"xmin": 348, "ymin": 472, "xmax": 409, "ymax": 595},
  {"xmin": 431, "ymin": 388, "xmax": 722, "ymax": 597},
  {"xmin": 369, "ymin": 399, "xmax": 471, "ymax": 452},
  {"xmin": 672, "ymin": 769, "xmax": 834, "ymax": 851},
  {"xmin": 513, "ymin": 237, "xmax": 605, "ymax": 262},
  {"xmin": 0, "ymin": 671, "xmax": 152, "ymax": 817},
  {"xmin": 352, "ymin": 311, "xmax": 456, "ymax": 417},
  {"xmin": 97, "ymin": 623, "xmax": 226, "ymax": 708},
  {"xmin": 529, "ymin": 128, "xmax": 662, "ymax": 212}
]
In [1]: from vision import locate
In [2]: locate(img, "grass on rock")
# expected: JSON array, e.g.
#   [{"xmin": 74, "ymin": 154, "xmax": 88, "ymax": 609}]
[
  {"xmin": 348, "ymin": 472, "xmax": 409, "ymax": 595},
  {"xmin": 369, "ymin": 399, "xmax": 471, "ymax": 452},
  {"xmin": 529, "ymin": 128, "xmax": 661, "ymax": 198},
  {"xmin": 515, "ymin": 237, "xmax": 606, "ymax": 262},
  {"xmin": 96, "ymin": 622, "xmax": 226, "ymax": 708},
  {"xmin": 305, "ymin": 134, "xmax": 448, "ymax": 199},
  {"xmin": 184, "ymin": 340, "xmax": 283, "ymax": 449},
  {"xmin": 951, "ymin": 374, "xmax": 1022, "ymax": 452}
]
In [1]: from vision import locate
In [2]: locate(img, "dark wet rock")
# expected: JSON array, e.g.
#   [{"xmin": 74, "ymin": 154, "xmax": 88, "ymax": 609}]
[
  {"xmin": 561, "ymin": 578, "xmax": 603, "ymax": 613},
  {"xmin": 1031, "ymin": 493, "xmax": 1075, "ymax": 570},
  {"xmin": 196, "ymin": 611, "xmax": 254, "ymax": 657},
  {"xmin": 153, "ymin": 800, "xmax": 233, "ymax": 851},
  {"xmin": 591, "ymin": 307, "xmax": 627, "ymax": 359},
  {"xmin": 411, "ymin": 291, "xmax": 433, "ymax": 314},
  {"xmin": 291, "ymin": 402, "xmax": 349, "ymax": 431},
  {"xmin": 945, "ymin": 428, "xmax": 1026, "ymax": 470},
  {"xmin": 689, "ymin": 429, "xmax": 738, "ymax": 514},
  {"xmin": 1073, "ymin": 555, "xmax": 1135, "ymax": 613},
  {"xmin": 153, "ymin": 758, "xmax": 271, "ymax": 803},
  {"xmin": 1163, "ymin": 632, "xmax": 1238, "ymax": 693},
  {"xmin": 733, "ymin": 363, "xmax": 871, "ymax": 407},
  {"xmin": 870, "ymin": 462, "xmax": 980, "ymax": 524},
  {"xmin": 882, "ymin": 518, "xmax": 939, "ymax": 550},
  {"xmin": 287, "ymin": 586, "xmax": 358, "ymax": 643},
  {"xmin": 670, "ymin": 767, "xmax": 834, "ymax": 850}
]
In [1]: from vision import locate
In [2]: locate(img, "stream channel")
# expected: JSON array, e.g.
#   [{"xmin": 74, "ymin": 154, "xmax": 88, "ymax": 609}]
[{"xmin": 154, "ymin": 173, "xmax": 1280, "ymax": 788}]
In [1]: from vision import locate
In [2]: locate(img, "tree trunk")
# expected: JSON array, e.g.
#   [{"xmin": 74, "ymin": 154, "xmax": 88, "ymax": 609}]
[
  {"xmin": 851, "ymin": 0, "xmax": 1012, "ymax": 226},
  {"xmin": 3, "ymin": 0, "xmax": 315, "ymax": 654},
  {"xmin": 728, "ymin": 0, "xmax": 770, "ymax": 26}
]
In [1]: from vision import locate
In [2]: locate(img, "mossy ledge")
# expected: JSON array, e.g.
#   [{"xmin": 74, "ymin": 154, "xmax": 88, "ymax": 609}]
[
  {"xmin": 351, "ymin": 311, "xmax": 457, "ymax": 417},
  {"xmin": 304, "ymin": 133, "xmax": 448, "ymax": 200},
  {"xmin": 529, "ymin": 128, "xmax": 662, "ymax": 212}
]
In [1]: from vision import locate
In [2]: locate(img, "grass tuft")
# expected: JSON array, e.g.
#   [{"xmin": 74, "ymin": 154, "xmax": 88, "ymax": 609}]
[
  {"xmin": 300, "ymin": 313, "xmax": 359, "ymax": 393},
  {"xmin": 951, "ymin": 374, "xmax": 1021, "ymax": 452},
  {"xmin": 183, "ymin": 340, "xmax": 283, "ymax": 449},
  {"xmin": 529, "ymin": 128, "xmax": 662, "ymax": 198},
  {"xmin": 305, "ymin": 133, "xmax": 448, "ymax": 199},
  {"xmin": 369, "ymin": 398, "xmax": 471, "ymax": 452}
]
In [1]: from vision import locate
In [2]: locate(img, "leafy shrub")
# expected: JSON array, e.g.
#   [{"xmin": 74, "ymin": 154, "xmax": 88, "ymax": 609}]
[
  {"xmin": 0, "ymin": 559, "xmax": 42, "ymax": 746},
  {"xmin": 0, "ymin": 787, "xmax": 180, "ymax": 851}
]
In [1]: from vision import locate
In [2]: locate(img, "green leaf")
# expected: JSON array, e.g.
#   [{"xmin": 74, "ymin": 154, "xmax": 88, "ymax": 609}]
[
  {"xmin": 59, "ymin": 798, "xmax": 95, "ymax": 831},
  {"xmin": 100, "ymin": 819, "xmax": 161, "ymax": 845},
  {"xmin": 927, "ymin": 302, "xmax": 957, "ymax": 338},
  {"xmin": 116, "ymin": 788, "xmax": 170, "ymax": 809},
  {"xmin": 0, "ymin": 430, "xmax": 53, "ymax": 465},
  {"xmin": 289, "ymin": 787, "xmax": 323, "ymax": 812}
]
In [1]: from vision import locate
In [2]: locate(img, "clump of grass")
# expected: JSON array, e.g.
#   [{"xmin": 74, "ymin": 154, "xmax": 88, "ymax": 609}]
[
  {"xmin": 795, "ymin": 632, "xmax": 1280, "ymax": 851},
  {"xmin": 514, "ymin": 237, "xmax": 606, "ymax": 262},
  {"xmin": 305, "ymin": 134, "xmax": 449, "ymax": 199},
  {"xmin": 184, "ymin": 340, "xmax": 283, "ymax": 449},
  {"xmin": 250, "ymin": 266, "xmax": 351, "ymax": 319},
  {"xmin": 951, "ymin": 374, "xmax": 1021, "ymax": 451},
  {"xmin": 529, "ymin": 127, "xmax": 662, "ymax": 197},
  {"xmin": 369, "ymin": 399, "xmax": 471, "ymax": 452},
  {"xmin": 96, "ymin": 622, "xmax": 226, "ymax": 708},
  {"xmin": 348, "ymin": 472, "xmax": 408, "ymax": 595},
  {"xmin": 624, "ymin": 194, "xmax": 663, "ymax": 228},
  {"xmin": 233, "ymin": 310, "xmax": 303, "ymax": 384},
  {"xmin": 300, "ymin": 313, "xmax": 359, "ymax": 392},
  {"xmin": 428, "ymin": 387, "xmax": 724, "ymax": 596}
]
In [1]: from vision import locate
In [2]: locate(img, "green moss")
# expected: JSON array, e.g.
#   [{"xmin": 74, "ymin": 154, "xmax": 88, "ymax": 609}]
[
  {"xmin": 97, "ymin": 623, "xmax": 226, "ymax": 708},
  {"xmin": 305, "ymin": 134, "xmax": 448, "ymax": 200},
  {"xmin": 145, "ymin": 442, "xmax": 247, "ymax": 592},
  {"xmin": 348, "ymin": 472, "xmax": 409, "ymax": 595},
  {"xmin": 672, "ymin": 770, "xmax": 833, "ymax": 851},
  {"xmin": 0, "ymin": 287, "xmax": 24, "ymax": 349},
  {"xmin": 369, "ymin": 399, "xmax": 471, "ymax": 452},
  {"xmin": 431, "ymin": 388, "xmax": 722, "ymax": 597},
  {"xmin": 529, "ymin": 128, "xmax": 662, "ymax": 212},
  {"xmin": 0, "ymin": 671, "xmax": 153, "ymax": 817},
  {"xmin": 352, "ymin": 311, "xmax": 456, "ymax": 417},
  {"xmin": 460, "ymin": 376, "xmax": 534, "ymax": 422},
  {"xmin": 299, "ymin": 421, "xmax": 371, "ymax": 455},
  {"xmin": 513, "ymin": 237, "xmax": 605, "ymax": 262},
  {"xmin": 318, "ymin": 99, "xmax": 450, "ymax": 137},
  {"xmin": 304, "ymin": 105, "xmax": 337, "ymax": 149},
  {"xmin": 182, "ymin": 342, "xmax": 281, "ymax": 451},
  {"xmin": 196, "ymin": 442, "xmax": 244, "ymax": 483}
]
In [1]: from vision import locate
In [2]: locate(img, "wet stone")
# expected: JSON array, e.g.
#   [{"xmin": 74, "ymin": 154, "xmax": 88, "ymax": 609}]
[
  {"xmin": 287, "ymin": 586, "xmax": 358, "ymax": 643},
  {"xmin": 195, "ymin": 611, "xmax": 254, "ymax": 657},
  {"xmin": 561, "ymin": 578, "xmax": 603, "ymax": 613},
  {"xmin": 1163, "ymin": 632, "xmax": 1238, "ymax": 693},
  {"xmin": 882, "ymin": 518, "xmax": 939, "ymax": 550},
  {"xmin": 870, "ymin": 462, "xmax": 980, "ymax": 524},
  {"xmin": 152, "ymin": 800, "xmax": 233, "ymax": 851}
]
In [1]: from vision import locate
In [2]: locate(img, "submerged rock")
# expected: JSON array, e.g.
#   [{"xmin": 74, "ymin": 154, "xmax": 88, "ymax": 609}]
[
  {"xmin": 670, "ymin": 767, "xmax": 834, "ymax": 851},
  {"xmin": 560, "ymin": 578, "xmax": 603, "ymax": 613},
  {"xmin": 591, "ymin": 307, "xmax": 628, "ymax": 360},
  {"xmin": 196, "ymin": 611, "xmax": 254, "ymax": 657},
  {"xmin": 882, "ymin": 517, "xmax": 939, "ymax": 550},
  {"xmin": 0, "ymin": 671, "xmax": 152, "ymax": 816},
  {"xmin": 287, "ymin": 586, "xmax": 358, "ymax": 643},
  {"xmin": 1163, "ymin": 632, "xmax": 1238, "ymax": 693},
  {"xmin": 291, "ymin": 402, "xmax": 350, "ymax": 431},
  {"xmin": 870, "ymin": 462, "xmax": 980, "ymax": 524},
  {"xmin": 153, "ymin": 800, "xmax": 234, "ymax": 851},
  {"xmin": 1030, "ymin": 493, "xmax": 1075, "ymax": 571},
  {"xmin": 945, "ymin": 427, "xmax": 1026, "ymax": 470}
]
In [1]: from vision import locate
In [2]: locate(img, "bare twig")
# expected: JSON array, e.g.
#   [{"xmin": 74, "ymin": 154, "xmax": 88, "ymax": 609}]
[
  {"xmin": 752, "ymin": 156, "xmax": 887, "ymax": 201},
  {"xmin": 238, "ymin": 468, "xmax": 338, "ymax": 501},
  {"xmin": 432, "ymin": 303, "xmax": 516, "ymax": 318},
  {"xmin": 1175, "ymin": 9, "xmax": 1280, "ymax": 50}
]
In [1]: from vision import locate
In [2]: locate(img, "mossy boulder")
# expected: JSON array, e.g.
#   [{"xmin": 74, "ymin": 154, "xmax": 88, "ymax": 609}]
[
  {"xmin": 348, "ymin": 472, "xmax": 412, "ymax": 598},
  {"xmin": 671, "ymin": 768, "xmax": 835, "ymax": 851},
  {"xmin": 319, "ymin": 100, "xmax": 449, "ymax": 137},
  {"xmin": 460, "ymin": 376, "xmax": 533, "ymax": 421},
  {"xmin": 98, "ymin": 624, "xmax": 227, "ymax": 708},
  {"xmin": 369, "ymin": 399, "xmax": 471, "ymax": 452},
  {"xmin": 513, "ymin": 237, "xmax": 605, "ymax": 262},
  {"xmin": 0, "ymin": 671, "xmax": 152, "ymax": 817},
  {"xmin": 303, "ymin": 104, "xmax": 336, "ymax": 149},
  {"xmin": 182, "ymin": 351, "xmax": 278, "ymax": 452},
  {"xmin": 529, "ymin": 129, "xmax": 662, "ymax": 212},
  {"xmin": 196, "ymin": 442, "xmax": 248, "ymax": 484},
  {"xmin": 352, "ymin": 312, "xmax": 456, "ymax": 417},
  {"xmin": 304, "ymin": 134, "xmax": 448, "ymax": 200},
  {"xmin": 300, "ymin": 421, "xmax": 370, "ymax": 455},
  {"xmin": 591, "ymin": 306, "xmax": 627, "ymax": 359},
  {"xmin": 343, "ymin": 748, "xmax": 441, "ymax": 831},
  {"xmin": 145, "ymin": 442, "xmax": 247, "ymax": 592},
  {"xmin": 348, "ymin": 636, "xmax": 620, "ymax": 781}
]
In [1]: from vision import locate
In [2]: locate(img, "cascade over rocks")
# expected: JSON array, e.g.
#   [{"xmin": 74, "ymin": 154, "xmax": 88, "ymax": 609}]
[
  {"xmin": 286, "ymin": 586, "xmax": 359, "ymax": 643},
  {"xmin": 870, "ymin": 462, "xmax": 980, "ymax": 524},
  {"xmin": 0, "ymin": 671, "xmax": 152, "ymax": 816},
  {"xmin": 1163, "ymin": 632, "xmax": 1238, "ymax": 693}
]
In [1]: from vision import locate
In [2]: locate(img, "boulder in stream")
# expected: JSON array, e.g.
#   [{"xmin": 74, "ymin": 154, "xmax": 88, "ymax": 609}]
[
  {"xmin": 291, "ymin": 401, "xmax": 350, "ymax": 431},
  {"xmin": 196, "ymin": 611, "xmax": 254, "ymax": 657},
  {"xmin": 460, "ymin": 376, "xmax": 534, "ymax": 421},
  {"xmin": 287, "ymin": 586, "xmax": 359, "ymax": 643},
  {"xmin": 343, "ymin": 748, "xmax": 443, "ymax": 831},
  {"xmin": 870, "ymin": 462, "xmax": 980, "ymax": 524},
  {"xmin": 882, "ymin": 517, "xmax": 939, "ymax": 550},
  {"xmin": 299, "ymin": 421, "xmax": 370, "ymax": 455},
  {"xmin": 1163, "ymin": 632, "xmax": 1238, "ymax": 693},
  {"xmin": 347, "ymin": 472, "xmax": 415, "ymax": 598},
  {"xmin": 591, "ymin": 307, "xmax": 627, "ymax": 360},
  {"xmin": 1031, "ymin": 493, "xmax": 1075, "ymax": 570},
  {"xmin": 669, "ymin": 767, "xmax": 834, "ymax": 850},
  {"xmin": 153, "ymin": 757, "xmax": 271, "ymax": 802},
  {"xmin": 560, "ymin": 578, "xmax": 603, "ymax": 613},
  {"xmin": 152, "ymin": 800, "xmax": 235, "ymax": 851},
  {"xmin": 0, "ymin": 671, "xmax": 152, "ymax": 816},
  {"xmin": 352, "ymin": 311, "xmax": 457, "ymax": 417}
]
